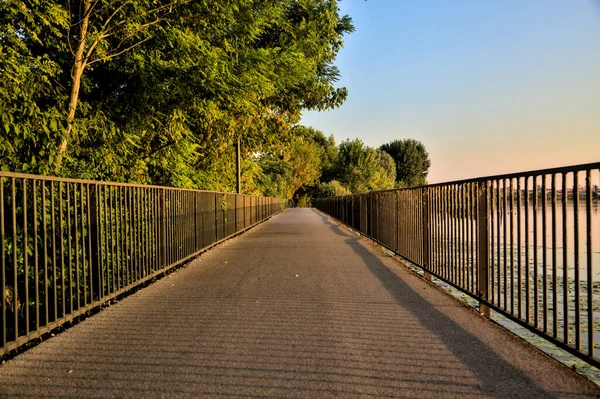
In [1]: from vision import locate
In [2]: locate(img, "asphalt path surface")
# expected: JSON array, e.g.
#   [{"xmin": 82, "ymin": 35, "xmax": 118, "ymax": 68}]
[{"xmin": 1, "ymin": 208, "xmax": 599, "ymax": 398}]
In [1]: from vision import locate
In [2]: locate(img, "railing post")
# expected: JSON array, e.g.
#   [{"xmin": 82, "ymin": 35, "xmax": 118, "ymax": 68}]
[
  {"xmin": 477, "ymin": 181, "xmax": 491, "ymax": 316},
  {"xmin": 422, "ymin": 187, "xmax": 432, "ymax": 281},
  {"xmin": 193, "ymin": 192, "xmax": 198, "ymax": 251},
  {"xmin": 89, "ymin": 184, "xmax": 101, "ymax": 300},
  {"xmin": 159, "ymin": 189, "xmax": 167, "ymax": 268}
]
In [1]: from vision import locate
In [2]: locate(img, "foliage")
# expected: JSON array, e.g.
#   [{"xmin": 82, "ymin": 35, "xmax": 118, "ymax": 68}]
[
  {"xmin": 334, "ymin": 139, "xmax": 395, "ymax": 194},
  {"xmin": 1, "ymin": 0, "xmax": 432, "ymax": 201},
  {"xmin": 0, "ymin": 0, "xmax": 69, "ymax": 174},
  {"xmin": 380, "ymin": 139, "xmax": 431, "ymax": 187},
  {"xmin": 317, "ymin": 180, "xmax": 351, "ymax": 197},
  {"xmin": 0, "ymin": 0, "xmax": 354, "ymax": 188}
]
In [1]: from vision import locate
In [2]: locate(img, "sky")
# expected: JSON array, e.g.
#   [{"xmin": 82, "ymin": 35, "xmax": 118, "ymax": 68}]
[{"xmin": 300, "ymin": 0, "xmax": 600, "ymax": 184}]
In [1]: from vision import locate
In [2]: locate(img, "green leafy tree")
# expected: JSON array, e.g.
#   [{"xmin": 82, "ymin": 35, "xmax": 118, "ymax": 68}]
[
  {"xmin": 335, "ymin": 139, "xmax": 395, "ymax": 194},
  {"xmin": 317, "ymin": 180, "xmax": 351, "ymax": 197},
  {"xmin": 1, "ymin": 0, "xmax": 354, "ymax": 193},
  {"xmin": 380, "ymin": 139, "xmax": 431, "ymax": 187},
  {"xmin": 0, "ymin": 1, "xmax": 68, "ymax": 173}
]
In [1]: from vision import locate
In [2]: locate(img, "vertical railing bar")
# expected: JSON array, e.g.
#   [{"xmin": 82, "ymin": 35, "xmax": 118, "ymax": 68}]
[
  {"xmin": 119, "ymin": 187, "xmax": 125, "ymax": 289},
  {"xmin": 151, "ymin": 189, "xmax": 156, "ymax": 273},
  {"xmin": 460, "ymin": 185, "xmax": 465, "ymax": 288},
  {"xmin": 542, "ymin": 174, "xmax": 548, "ymax": 333},
  {"xmin": 145, "ymin": 188, "xmax": 150, "ymax": 275},
  {"xmin": 136, "ymin": 187, "xmax": 142, "ymax": 279},
  {"xmin": 435, "ymin": 188, "xmax": 440, "ymax": 276},
  {"xmin": 12, "ymin": 178, "xmax": 18, "ymax": 338},
  {"xmin": 517, "ymin": 177, "xmax": 522, "ymax": 319},
  {"xmin": 186, "ymin": 191, "xmax": 190, "ymax": 256},
  {"xmin": 506, "ymin": 178, "xmax": 515, "ymax": 315},
  {"xmin": 503, "ymin": 178, "xmax": 508, "ymax": 311},
  {"xmin": 51, "ymin": 182, "xmax": 57, "ymax": 322},
  {"xmin": 115, "ymin": 186, "xmax": 120, "ymax": 289},
  {"xmin": 74, "ymin": 183, "xmax": 80, "ymax": 311},
  {"xmin": 469, "ymin": 183, "xmax": 474, "ymax": 292},
  {"xmin": 525, "ymin": 176, "xmax": 530, "ymax": 323},
  {"xmin": 463, "ymin": 185, "xmax": 467, "ymax": 289},
  {"xmin": 127, "ymin": 187, "xmax": 132, "ymax": 284},
  {"xmin": 133, "ymin": 187, "xmax": 139, "ymax": 280},
  {"xmin": 466, "ymin": 183, "xmax": 471, "ymax": 291},
  {"xmin": 490, "ymin": 181, "xmax": 495, "ymax": 303},
  {"xmin": 454, "ymin": 186, "xmax": 458, "ymax": 284},
  {"xmin": 533, "ymin": 176, "xmax": 539, "ymax": 328},
  {"xmin": 552, "ymin": 174, "xmax": 558, "ymax": 337},
  {"xmin": 180, "ymin": 190, "xmax": 184, "ymax": 260},
  {"xmin": 149, "ymin": 189, "xmax": 154, "ymax": 273},
  {"xmin": 442, "ymin": 187, "xmax": 445, "ymax": 278},
  {"xmin": 476, "ymin": 182, "xmax": 481, "ymax": 298},
  {"xmin": 175, "ymin": 190, "xmax": 178, "ymax": 262},
  {"xmin": 574, "ymin": 172, "xmax": 581, "ymax": 351},
  {"xmin": 103, "ymin": 185, "xmax": 109, "ymax": 296},
  {"xmin": 448, "ymin": 188, "xmax": 452, "ymax": 282},
  {"xmin": 562, "ymin": 173, "xmax": 569, "ymax": 344},
  {"xmin": 446, "ymin": 186, "xmax": 450, "ymax": 281},
  {"xmin": 86, "ymin": 184, "xmax": 93, "ymax": 305},
  {"xmin": 585, "ymin": 169, "xmax": 593, "ymax": 357},
  {"xmin": 112, "ymin": 186, "xmax": 119, "ymax": 291},
  {"xmin": 477, "ymin": 180, "xmax": 490, "ymax": 316},
  {"xmin": 23, "ymin": 179, "xmax": 30, "ymax": 335},
  {"xmin": 79, "ymin": 184, "xmax": 85, "ymax": 309},
  {"xmin": 67, "ymin": 182, "xmax": 73, "ymax": 315},
  {"xmin": 167, "ymin": 191, "xmax": 171, "ymax": 266},
  {"xmin": 0, "ymin": 177, "xmax": 5, "ymax": 346},
  {"xmin": 59, "ymin": 182, "xmax": 65, "ymax": 317},
  {"xmin": 42, "ymin": 181, "xmax": 48, "ymax": 325},
  {"xmin": 98, "ymin": 186, "xmax": 105, "ymax": 298},
  {"xmin": 429, "ymin": 190, "xmax": 434, "ymax": 274},
  {"xmin": 142, "ymin": 188, "xmax": 147, "ymax": 277},
  {"xmin": 130, "ymin": 187, "xmax": 135, "ymax": 281},
  {"xmin": 109, "ymin": 186, "xmax": 115, "ymax": 293},
  {"xmin": 33, "ymin": 180, "xmax": 39, "ymax": 330},
  {"xmin": 497, "ymin": 179, "xmax": 501, "ymax": 306},
  {"xmin": 148, "ymin": 189, "xmax": 152, "ymax": 274}
]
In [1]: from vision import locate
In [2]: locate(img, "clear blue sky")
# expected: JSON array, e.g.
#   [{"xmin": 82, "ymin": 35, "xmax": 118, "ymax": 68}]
[{"xmin": 301, "ymin": 0, "xmax": 600, "ymax": 184}]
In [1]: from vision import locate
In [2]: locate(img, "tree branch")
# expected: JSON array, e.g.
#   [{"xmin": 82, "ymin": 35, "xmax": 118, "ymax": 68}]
[
  {"xmin": 87, "ymin": 36, "xmax": 151, "ymax": 65},
  {"xmin": 145, "ymin": 140, "xmax": 177, "ymax": 159}
]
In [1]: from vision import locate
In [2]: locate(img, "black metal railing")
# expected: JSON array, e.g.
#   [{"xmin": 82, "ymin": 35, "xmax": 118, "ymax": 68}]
[
  {"xmin": 314, "ymin": 162, "xmax": 600, "ymax": 367},
  {"xmin": 0, "ymin": 172, "xmax": 283, "ymax": 355}
]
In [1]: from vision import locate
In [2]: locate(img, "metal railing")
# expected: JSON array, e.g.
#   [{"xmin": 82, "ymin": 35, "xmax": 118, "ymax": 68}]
[
  {"xmin": 0, "ymin": 172, "xmax": 283, "ymax": 355},
  {"xmin": 314, "ymin": 162, "xmax": 600, "ymax": 367}
]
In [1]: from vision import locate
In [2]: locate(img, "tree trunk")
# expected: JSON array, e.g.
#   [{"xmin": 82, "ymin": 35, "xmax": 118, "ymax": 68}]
[{"xmin": 55, "ymin": 0, "xmax": 92, "ymax": 172}]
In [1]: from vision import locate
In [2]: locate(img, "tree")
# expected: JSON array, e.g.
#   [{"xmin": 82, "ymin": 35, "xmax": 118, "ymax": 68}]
[
  {"xmin": 317, "ymin": 180, "xmax": 351, "ymax": 197},
  {"xmin": 380, "ymin": 139, "xmax": 431, "ymax": 187},
  {"xmin": 1, "ymin": 0, "xmax": 354, "ymax": 191},
  {"xmin": 335, "ymin": 139, "xmax": 395, "ymax": 194},
  {"xmin": 0, "ymin": 1, "xmax": 68, "ymax": 174}
]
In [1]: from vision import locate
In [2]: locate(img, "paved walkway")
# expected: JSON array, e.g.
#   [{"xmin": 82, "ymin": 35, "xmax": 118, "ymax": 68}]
[{"xmin": 1, "ymin": 208, "xmax": 599, "ymax": 398}]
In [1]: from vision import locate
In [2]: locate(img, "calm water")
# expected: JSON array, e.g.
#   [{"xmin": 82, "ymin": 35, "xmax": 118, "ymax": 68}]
[
  {"xmin": 492, "ymin": 201, "xmax": 600, "ymax": 281},
  {"xmin": 436, "ymin": 200, "xmax": 600, "ymax": 354}
]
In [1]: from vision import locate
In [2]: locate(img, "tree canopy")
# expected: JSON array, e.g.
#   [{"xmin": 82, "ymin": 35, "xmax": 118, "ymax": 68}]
[
  {"xmin": 380, "ymin": 139, "xmax": 431, "ymax": 187},
  {"xmin": 1, "ymin": 0, "xmax": 353, "ymax": 183},
  {"xmin": 1, "ymin": 0, "xmax": 432, "ymax": 201}
]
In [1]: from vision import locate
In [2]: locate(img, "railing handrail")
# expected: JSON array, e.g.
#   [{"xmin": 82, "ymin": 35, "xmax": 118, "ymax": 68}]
[
  {"xmin": 325, "ymin": 161, "xmax": 600, "ymax": 198},
  {"xmin": 0, "ymin": 171, "xmax": 266, "ymax": 197}
]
